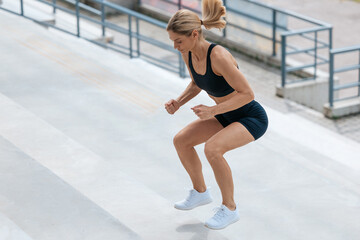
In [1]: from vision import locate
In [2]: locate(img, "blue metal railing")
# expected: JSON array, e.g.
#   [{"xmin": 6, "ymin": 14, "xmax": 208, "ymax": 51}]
[
  {"xmin": 139, "ymin": 0, "xmax": 333, "ymax": 86},
  {"xmin": 0, "ymin": 0, "xmax": 186, "ymax": 77},
  {"xmin": 281, "ymin": 26, "xmax": 332, "ymax": 87},
  {"xmin": 329, "ymin": 45, "xmax": 360, "ymax": 107}
]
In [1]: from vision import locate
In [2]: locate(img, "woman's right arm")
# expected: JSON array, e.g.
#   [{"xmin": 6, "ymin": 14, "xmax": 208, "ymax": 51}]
[{"xmin": 165, "ymin": 52, "xmax": 201, "ymax": 114}]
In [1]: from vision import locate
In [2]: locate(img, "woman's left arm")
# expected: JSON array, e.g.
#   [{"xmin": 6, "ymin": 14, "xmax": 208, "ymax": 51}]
[{"xmin": 210, "ymin": 49, "xmax": 254, "ymax": 115}]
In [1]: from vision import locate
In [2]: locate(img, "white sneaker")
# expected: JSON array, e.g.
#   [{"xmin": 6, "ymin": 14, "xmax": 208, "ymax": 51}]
[
  {"xmin": 205, "ymin": 204, "xmax": 240, "ymax": 230},
  {"xmin": 174, "ymin": 188, "xmax": 213, "ymax": 210}
]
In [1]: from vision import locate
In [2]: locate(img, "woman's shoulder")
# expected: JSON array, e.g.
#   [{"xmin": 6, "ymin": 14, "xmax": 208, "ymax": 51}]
[{"xmin": 211, "ymin": 45, "xmax": 233, "ymax": 64}]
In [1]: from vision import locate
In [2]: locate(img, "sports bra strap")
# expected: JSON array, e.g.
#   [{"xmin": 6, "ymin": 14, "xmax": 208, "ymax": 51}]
[{"xmin": 206, "ymin": 43, "xmax": 217, "ymax": 68}]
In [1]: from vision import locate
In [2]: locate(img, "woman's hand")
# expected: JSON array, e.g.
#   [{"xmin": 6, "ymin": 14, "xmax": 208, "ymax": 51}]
[
  {"xmin": 191, "ymin": 104, "xmax": 216, "ymax": 120},
  {"xmin": 165, "ymin": 99, "xmax": 180, "ymax": 114}
]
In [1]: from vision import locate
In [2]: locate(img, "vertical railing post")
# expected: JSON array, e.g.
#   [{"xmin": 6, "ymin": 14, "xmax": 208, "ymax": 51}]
[
  {"xmin": 314, "ymin": 31, "xmax": 318, "ymax": 79},
  {"xmin": 53, "ymin": 0, "xmax": 57, "ymax": 14},
  {"xmin": 76, "ymin": 0, "xmax": 80, "ymax": 37},
  {"xmin": 272, "ymin": 10, "xmax": 277, "ymax": 56},
  {"xmin": 223, "ymin": 0, "xmax": 227, "ymax": 38},
  {"xmin": 178, "ymin": 0, "xmax": 182, "ymax": 10},
  {"xmin": 136, "ymin": 18, "xmax": 140, "ymax": 57},
  {"xmin": 329, "ymin": 51, "xmax": 334, "ymax": 107},
  {"xmin": 179, "ymin": 52, "xmax": 185, "ymax": 78},
  {"xmin": 101, "ymin": 0, "xmax": 105, "ymax": 37},
  {"xmin": 329, "ymin": 27, "xmax": 333, "ymax": 51},
  {"xmin": 20, "ymin": 0, "xmax": 24, "ymax": 16},
  {"xmin": 128, "ymin": 15, "xmax": 133, "ymax": 58},
  {"xmin": 281, "ymin": 35, "xmax": 286, "ymax": 87},
  {"xmin": 358, "ymin": 50, "xmax": 360, "ymax": 96},
  {"xmin": 329, "ymin": 27, "xmax": 333, "ymax": 104}
]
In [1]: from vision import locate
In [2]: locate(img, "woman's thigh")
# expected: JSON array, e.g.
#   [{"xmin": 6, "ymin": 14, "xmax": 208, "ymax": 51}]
[
  {"xmin": 205, "ymin": 122, "xmax": 255, "ymax": 155},
  {"xmin": 174, "ymin": 117, "xmax": 224, "ymax": 147}
]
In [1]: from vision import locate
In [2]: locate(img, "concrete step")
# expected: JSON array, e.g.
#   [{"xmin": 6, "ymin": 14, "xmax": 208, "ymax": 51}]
[
  {"xmin": 0, "ymin": 90, "xmax": 227, "ymax": 240},
  {"xmin": 0, "ymin": 11, "xmax": 229, "ymax": 240},
  {"xmin": 0, "ymin": 135, "xmax": 141, "ymax": 240},
  {"xmin": 1, "ymin": 7, "xmax": 360, "ymax": 240},
  {"xmin": 0, "ymin": 212, "xmax": 33, "ymax": 240},
  {"xmin": 1, "ymin": 0, "xmax": 54, "ymax": 22}
]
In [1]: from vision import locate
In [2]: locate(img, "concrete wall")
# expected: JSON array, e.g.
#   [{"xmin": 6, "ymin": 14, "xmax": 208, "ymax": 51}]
[
  {"xmin": 83, "ymin": 0, "xmax": 136, "ymax": 14},
  {"xmin": 110, "ymin": 0, "xmax": 135, "ymax": 9},
  {"xmin": 276, "ymin": 77, "xmax": 332, "ymax": 112},
  {"xmin": 324, "ymin": 98, "xmax": 360, "ymax": 119}
]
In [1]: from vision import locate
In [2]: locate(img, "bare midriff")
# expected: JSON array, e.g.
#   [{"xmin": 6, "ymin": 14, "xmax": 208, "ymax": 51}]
[{"xmin": 209, "ymin": 90, "xmax": 238, "ymax": 105}]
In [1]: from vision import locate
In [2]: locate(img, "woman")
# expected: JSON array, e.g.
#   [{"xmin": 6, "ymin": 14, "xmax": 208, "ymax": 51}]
[{"xmin": 165, "ymin": 0, "xmax": 268, "ymax": 230}]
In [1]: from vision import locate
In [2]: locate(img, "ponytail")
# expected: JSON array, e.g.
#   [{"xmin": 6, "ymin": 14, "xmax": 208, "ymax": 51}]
[
  {"xmin": 167, "ymin": 0, "xmax": 226, "ymax": 36},
  {"xmin": 201, "ymin": 0, "xmax": 226, "ymax": 30}
]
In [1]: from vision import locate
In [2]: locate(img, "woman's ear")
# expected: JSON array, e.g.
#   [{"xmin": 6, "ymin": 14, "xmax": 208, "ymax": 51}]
[{"xmin": 192, "ymin": 29, "xmax": 199, "ymax": 39}]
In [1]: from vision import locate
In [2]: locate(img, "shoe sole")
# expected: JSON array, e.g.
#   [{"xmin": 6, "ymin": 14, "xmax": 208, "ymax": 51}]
[
  {"xmin": 174, "ymin": 198, "xmax": 213, "ymax": 211},
  {"xmin": 204, "ymin": 216, "xmax": 240, "ymax": 230}
]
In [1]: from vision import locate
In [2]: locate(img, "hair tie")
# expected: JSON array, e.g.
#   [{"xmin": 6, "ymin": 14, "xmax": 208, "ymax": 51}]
[{"xmin": 200, "ymin": 20, "xmax": 203, "ymax": 25}]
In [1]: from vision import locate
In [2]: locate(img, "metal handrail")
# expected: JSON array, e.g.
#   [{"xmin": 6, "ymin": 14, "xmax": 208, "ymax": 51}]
[
  {"xmin": 281, "ymin": 26, "xmax": 332, "ymax": 87},
  {"xmin": 0, "ymin": 0, "xmax": 186, "ymax": 77},
  {"xmin": 138, "ymin": 0, "xmax": 333, "ymax": 86},
  {"xmin": 329, "ymin": 45, "xmax": 360, "ymax": 107}
]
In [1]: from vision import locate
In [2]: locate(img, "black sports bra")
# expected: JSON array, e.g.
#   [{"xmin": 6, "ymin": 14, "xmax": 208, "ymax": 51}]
[{"xmin": 189, "ymin": 43, "xmax": 235, "ymax": 97}]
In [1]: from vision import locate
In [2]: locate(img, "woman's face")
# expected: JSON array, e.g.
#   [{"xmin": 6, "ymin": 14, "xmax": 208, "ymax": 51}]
[{"xmin": 168, "ymin": 30, "xmax": 197, "ymax": 53}]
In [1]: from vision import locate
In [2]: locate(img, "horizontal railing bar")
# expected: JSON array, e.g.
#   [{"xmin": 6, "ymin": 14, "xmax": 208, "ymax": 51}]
[
  {"xmin": 334, "ymin": 64, "xmax": 360, "ymax": 74},
  {"xmin": 36, "ymin": 0, "xmax": 77, "ymax": 15},
  {"xmin": 87, "ymin": 38, "xmax": 130, "ymax": 55},
  {"xmin": 334, "ymin": 82, "xmax": 360, "ymax": 91},
  {"xmin": 282, "ymin": 26, "xmax": 332, "ymax": 37},
  {"xmin": 32, "ymin": 18, "xmax": 77, "ymax": 36},
  {"xmin": 153, "ymin": 0, "xmax": 201, "ymax": 13},
  {"xmin": 140, "ymin": 52, "xmax": 179, "ymax": 70},
  {"xmin": 243, "ymin": 0, "xmax": 330, "ymax": 26},
  {"xmin": 286, "ymin": 63, "xmax": 316, "ymax": 72},
  {"xmin": 315, "ymin": 56, "xmax": 329, "ymax": 63},
  {"xmin": 286, "ymin": 59, "xmax": 329, "ymax": 73},
  {"xmin": 0, "ymin": 6, "xmax": 21, "ymax": 15},
  {"xmin": 227, "ymin": 22, "xmax": 279, "ymax": 42},
  {"xmin": 331, "ymin": 45, "xmax": 360, "ymax": 54},
  {"xmin": 78, "ymin": 13, "xmax": 102, "ymax": 24},
  {"xmin": 315, "ymin": 59, "xmax": 329, "ymax": 65},
  {"xmin": 135, "ymin": 33, "xmax": 175, "ymax": 52},
  {"xmin": 285, "ymin": 45, "xmax": 329, "ymax": 63},
  {"xmin": 287, "ymin": 45, "xmax": 329, "ymax": 55},
  {"xmin": 91, "ymin": 0, "xmax": 167, "ymax": 28},
  {"xmin": 88, "ymin": 20, "xmax": 172, "ymax": 53},
  {"xmin": 299, "ymin": 32, "xmax": 329, "ymax": 47},
  {"xmin": 67, "ymin": 0, "xmax": 102, "ymax": 15},
  {"xmin": 106, "ymin": 42, "xmax": 130, "ymax": 51},
  {"xmin": 334, "ymin": 95, "xmax": 360, "ymax": 102},
  {"xmin": 227, "ymin": 6, "xmax": 275, "ymax": 27}
]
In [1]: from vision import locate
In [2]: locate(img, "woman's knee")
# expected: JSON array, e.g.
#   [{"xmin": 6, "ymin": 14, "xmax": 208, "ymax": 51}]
[
  {"xmin": 173, "ymin": 130, "xmax": 192, "ymax": 149},
  {"xmin": 204, "ymin": 141, "xmax": 224, "ymax": 162}
]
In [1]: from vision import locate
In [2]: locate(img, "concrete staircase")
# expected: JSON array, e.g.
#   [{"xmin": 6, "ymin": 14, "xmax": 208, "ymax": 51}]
[{"xmin": 1, "ymin": 5, "xmax": 360, "ymax": 240}]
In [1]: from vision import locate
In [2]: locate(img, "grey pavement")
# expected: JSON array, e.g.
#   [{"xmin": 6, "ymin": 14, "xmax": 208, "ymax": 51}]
[
  {"xmin": 1, "ymin": 5, "xmax": 360, "ymax": 240},
  {"xmin": 261, "ymin": 0, "xmax": 360, "ymax": 98}
]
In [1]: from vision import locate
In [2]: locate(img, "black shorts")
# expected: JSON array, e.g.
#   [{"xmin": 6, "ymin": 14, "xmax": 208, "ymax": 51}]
[{"xmin": 214, "ymin": 100, "xmax": 268, "ymax": 140}]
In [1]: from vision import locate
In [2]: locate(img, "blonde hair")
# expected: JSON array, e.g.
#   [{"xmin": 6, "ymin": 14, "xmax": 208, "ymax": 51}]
[{"xmin": 166, "ymin": 0, "xmax": 226, "ymax": 36}]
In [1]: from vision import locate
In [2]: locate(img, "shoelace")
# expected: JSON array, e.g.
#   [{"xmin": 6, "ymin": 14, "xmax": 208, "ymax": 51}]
[
  {"xmin": 185, "ymin": 189, "xmax": 196, "ymax": 202},
  {"xmin": 212, "ymin": 206, "xmax": 228, "ymax": 222}
]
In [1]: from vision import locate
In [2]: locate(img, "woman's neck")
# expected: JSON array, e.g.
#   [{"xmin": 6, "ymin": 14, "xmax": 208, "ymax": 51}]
[{"xmin": 191, "ymin": 39, "xmax": 210, "ymax": 61}]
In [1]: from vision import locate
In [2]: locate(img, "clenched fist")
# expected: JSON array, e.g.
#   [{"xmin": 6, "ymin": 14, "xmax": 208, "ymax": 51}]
[
  {"xmin": 165, "ymin": 99, "xmax": 180, "ymax": 114},
  {"xmin": 191, "ymin": 104, "xmax": 215, "ymax": 120}
]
